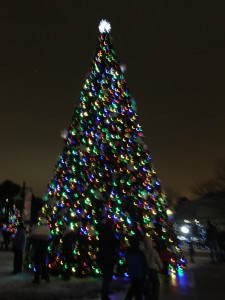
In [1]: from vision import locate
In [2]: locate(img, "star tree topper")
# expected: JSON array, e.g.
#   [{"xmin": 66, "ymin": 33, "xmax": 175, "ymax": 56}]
[{"xmin": 98, "ymin": 19, "xmax": 111, "ymax": 33}]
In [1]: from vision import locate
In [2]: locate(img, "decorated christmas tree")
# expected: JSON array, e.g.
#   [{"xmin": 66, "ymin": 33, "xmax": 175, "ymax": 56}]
[{"xmin": 42, "ymin": 20, "xmax": 186, "ymax": 278}]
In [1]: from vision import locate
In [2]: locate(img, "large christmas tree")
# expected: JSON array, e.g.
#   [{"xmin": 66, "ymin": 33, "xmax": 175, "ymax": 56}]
[{"xmin": 43, "ymin": 20, "xmax": 186, "ymax": 278}]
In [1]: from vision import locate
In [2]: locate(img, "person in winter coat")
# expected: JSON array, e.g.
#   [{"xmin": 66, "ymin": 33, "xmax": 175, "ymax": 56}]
[
  {"xmin": 62, "ymin": 226, "xmax": 77, "ymax": 280},
  {"xmin": 97, "ymin": 218, "xmax": 118, "ymax": 300},
  {"xmin": 125, "ymin": 234, "xmax": 147, "ymax": 300},
  {"xmin": 30, "ymin": 217, "xmax": 50, "ymax": 283},
  {"xmin": 12, "ymin": 223, "xmax": 26, "ymax": 274},
  {"xmin": 140, "ymin": 235, "xmax": 163, "ymax": 300}
]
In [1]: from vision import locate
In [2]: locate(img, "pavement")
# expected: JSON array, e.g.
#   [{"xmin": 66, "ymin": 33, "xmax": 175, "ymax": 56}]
[
  {"xmin": 0, "ymin": 237, "xmax": 224, "ymax": 300},
  {"xmin": 0, "ymin": 247, "xmax": 193, "ymax": 300}
]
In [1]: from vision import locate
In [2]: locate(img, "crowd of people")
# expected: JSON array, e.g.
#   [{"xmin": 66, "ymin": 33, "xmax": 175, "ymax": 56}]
[
  {"xmin": 97, "ymin": 221, "xmax": 167, "ymax": 300},
  {"xmin": 1, "ymin": 217, "xmax": 225, "ymax": 300},
  {"xmin": 0, "ymin": 216, "xmax": 168, "ymax": 300},
  {"xmin": 0, "ymin": 215, "xmax": 51, "ymax": 284}
]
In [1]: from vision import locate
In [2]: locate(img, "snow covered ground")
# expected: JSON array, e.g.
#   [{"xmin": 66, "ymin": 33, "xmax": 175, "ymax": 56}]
[
  {"xmin": 0, "ymin": 236, "xmax": 204, "ymax": 300},
  {"xmin": 0, "ymin": 249, "xmax": 129, "ymax": 300}
]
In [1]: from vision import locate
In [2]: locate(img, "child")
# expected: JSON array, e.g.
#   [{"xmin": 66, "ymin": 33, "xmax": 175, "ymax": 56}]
[{"xmin": 125, "ymin": 234, "xmax": 147, "ymax": 300}]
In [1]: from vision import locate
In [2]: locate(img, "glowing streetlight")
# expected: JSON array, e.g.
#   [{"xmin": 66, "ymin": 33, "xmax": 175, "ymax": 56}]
[{"xmin": 180, "ymin": 226, "xmax": 189, "ymax": 234}]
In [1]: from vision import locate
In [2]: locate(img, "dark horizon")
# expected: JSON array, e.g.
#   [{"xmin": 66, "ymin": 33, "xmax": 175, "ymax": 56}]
[{"xmin": 0, "ymin": 1, "xmax": 225, "ymax": 199}]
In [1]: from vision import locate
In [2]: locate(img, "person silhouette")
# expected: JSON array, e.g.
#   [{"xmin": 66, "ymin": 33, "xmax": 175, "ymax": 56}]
[
  {"xmin": 140, "ymin": 234, "xmax": 163, "ymax": 300},
  {"xmin": 30, "ymin": 217, "xmax": 51, "ymax": 283},
  {"xmin": 12, "ymin": 223, "xmax": 27, "ymax": 274},
  {"xmin": 125, "ymin": 233, "xmax": 147, "ymax": 300},
  {"xmin": 206, "ymin": 220, "xmax": 219, "ymax": 263},
  {"xmin": 97, "ymin": 218, "xmax": 118, "ymax": 300},
  {"xmin": 1, "ymin": 224, "xmax": 12, "ymax": 251},
  {"xmin": 188, "ymin": 240, "xmax": 195, "ymax": 263},
  {"xmin": 61, "ymin": 226, "xmax": 77, "ymax": 280}
]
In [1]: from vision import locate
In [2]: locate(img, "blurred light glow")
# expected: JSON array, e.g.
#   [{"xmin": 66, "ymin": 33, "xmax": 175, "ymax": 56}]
[
  {"xmin": 99, "ymin": 20, "xmax": 111, "ymax": 33},
  {"xmin": 180, "ymin": 226, "xmax": 189, "ymax": 234}
]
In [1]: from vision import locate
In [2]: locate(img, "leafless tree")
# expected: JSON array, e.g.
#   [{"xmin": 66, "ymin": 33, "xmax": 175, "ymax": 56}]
[{"xmin": 192, "ymin": 157, "xmax": 225, "ymax": 197}]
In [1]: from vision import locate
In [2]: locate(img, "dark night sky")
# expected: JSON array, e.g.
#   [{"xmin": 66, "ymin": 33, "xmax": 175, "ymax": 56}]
[{"xmin": 0, "ymin": 1, "xmax": 225, "ymax": 199}]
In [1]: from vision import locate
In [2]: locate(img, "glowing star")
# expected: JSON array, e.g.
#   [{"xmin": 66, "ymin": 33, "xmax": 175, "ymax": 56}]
[{"xmin": 99, "ymin": 19, "xmax": 111, "ymax": 33}]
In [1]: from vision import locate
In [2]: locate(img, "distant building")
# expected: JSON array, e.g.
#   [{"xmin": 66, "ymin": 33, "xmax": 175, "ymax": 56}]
[{"xmin": 174, "ymin": 192, "xmax": 225, "ymax": 230}]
